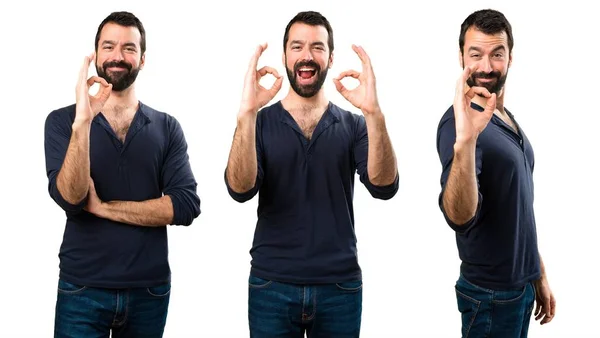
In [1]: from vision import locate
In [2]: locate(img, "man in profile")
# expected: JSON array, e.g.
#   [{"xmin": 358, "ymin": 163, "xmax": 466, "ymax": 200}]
[{"xmin": 436, "ymin": 9, "xmax": 556, "ymax": 337}]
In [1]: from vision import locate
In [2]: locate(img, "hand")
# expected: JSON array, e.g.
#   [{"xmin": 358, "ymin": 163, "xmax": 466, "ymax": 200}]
[
  {"xmin": 83, "ymin": 178, "xmax": 104, "ymax": 216},
  {"xmin": 333, "ymin": 45, "xmax": 380, "ymax": 115},
  {"xmin": 453, "ymin": 65, "xmax": 496, "ymax": 144},
  {"xmin": 75, "ymin": 53, "xmax": 112, "ymax": 123},
  {"xmin": 534, "ymin": 277, "xmax": 556, "ymax": 325},
  {"xmin": 239, "ymin": 43, "xmax": 283, "ymax": 116}
]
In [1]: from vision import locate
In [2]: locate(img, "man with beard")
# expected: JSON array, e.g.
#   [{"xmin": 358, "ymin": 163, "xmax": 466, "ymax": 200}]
[
  {"xmin": 44, "ymin": 11, "xmax": 200, "ymax": 337},
  {"xmin": 224, "ymin": 11, "xmax": 398, "ymax": 337},
  {"xmin": 436, "ymin": 9, "xmax": 556, "ymax": 337}
]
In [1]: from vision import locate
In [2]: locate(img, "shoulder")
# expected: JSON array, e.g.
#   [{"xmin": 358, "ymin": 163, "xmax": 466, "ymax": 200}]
[{"xmin": 46, "ymin": 104, "xmax": 76, "ymax": 125}]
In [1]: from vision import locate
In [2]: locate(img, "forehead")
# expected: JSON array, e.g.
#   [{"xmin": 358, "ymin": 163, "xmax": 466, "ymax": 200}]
[
  {"xmin": 287, "ymin": 23, "xmax": 329, "ymax": 45},
  {"xmin": 99, "ymin": 22, "xmax": 141, "ymax": 45},
  {"xmin": 464, "ymin": 27, "xmax": 508, "ymax": 51}
]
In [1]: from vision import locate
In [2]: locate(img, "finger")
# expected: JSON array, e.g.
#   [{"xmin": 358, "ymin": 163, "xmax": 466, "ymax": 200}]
[
  {"xmin": 78, "ymin": 53, "xmax": 95, "ymax": 84},
  {"xmin": 332, "ymin": 78, "xmax": 350, "ymax": 99},
  {"xmin": 335, "ymin": 70, "xmax": 361, "ymax": 81},
  {"xmin": 352, "ymin": 44, "xmax": 371, "ymax": 67},
  {"xmin": 87, "ymin": 76, "xmax": 109, "ymax": 88},
  {"xmin": 456, "ymin": 64, "xmax": 476, "ymax": 97},
  {"xmin": 268, "ymin": 76, "xmax": 283, "ymax": 97},
  {"xmin": 248, "ymin": 43, "xmax": 268, "ymax": 74},
  {"xmin": 465, "ymin": 86, "xmax": 492, "ymax": 101},
  {"xmin": 534, "ymin": 301, "xmax": 542, "ymax": 317},
  {"xmin": 257, "ymin": 66, "xmax": 281, "ymax": 79},
  {"xmin": 541, "ymin": 296, "xmax": 554, "ymax": 324},
  {"xmin": 482, "ymin": 93, "xmax": 497, "ymax": 117}
]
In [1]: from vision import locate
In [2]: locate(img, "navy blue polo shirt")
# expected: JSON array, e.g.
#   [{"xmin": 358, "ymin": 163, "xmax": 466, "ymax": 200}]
[
  {"xmin": 44, "ymin": 102, "xmax": 200, "ymax": 288},
  {"xmin": 436, "ymin": 102, "xmax": 541, "ymax": 290},
  {"xmin": 226, "ymin": 101, "xmax": 399, "ymax": 284}
]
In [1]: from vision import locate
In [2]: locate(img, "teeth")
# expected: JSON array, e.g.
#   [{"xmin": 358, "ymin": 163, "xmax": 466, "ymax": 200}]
[{"xmin": 299, "ymin": 68, "xmax": 314, "ymax": 71}]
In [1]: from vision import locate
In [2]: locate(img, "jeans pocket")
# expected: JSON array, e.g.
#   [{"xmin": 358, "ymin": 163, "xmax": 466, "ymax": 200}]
[
  {"xmin": 248, "ymin": 275, "xmax": 273, "ymax": 288},
  {"xmin": 455, "ymin": 287, "xmax": 481, "ymax": 338},
  {"xmin": 57, "ymin": 279, "xmax": 87, "ymax": 294},
  {"xmin": 335, "ymin": 280, "xmax": 363, "ymax": 292},
  {"xmin": 146, "ymin": 282, "xmax": 171, "ymax": 297},
  {"xmin": 492, "ymin": 285, "xmax": 527, "ymax": 304}
]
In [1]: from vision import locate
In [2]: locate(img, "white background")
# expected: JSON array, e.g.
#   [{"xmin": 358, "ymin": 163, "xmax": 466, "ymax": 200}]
[{"xmin": 0, "ymin": 0, "xmax": 598, "ymax": 336}]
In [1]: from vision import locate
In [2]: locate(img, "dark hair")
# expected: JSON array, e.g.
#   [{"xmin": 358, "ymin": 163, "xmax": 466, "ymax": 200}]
[
  {"xmin": 283, "ymin": 11, "xmax": 334, "ymax": 54},
  {"xmin": 95, "ymin": 11, "xmax": 146, "ymax": 54},
  {"xmin": 459, "ymin": 9, "xmax": 513, "ymax": 55}
]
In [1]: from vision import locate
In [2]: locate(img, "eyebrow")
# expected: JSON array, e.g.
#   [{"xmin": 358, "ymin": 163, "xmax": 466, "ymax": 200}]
[
  {"xmin": 290, "ymin": 40, "xmax": 326, "ymax": 48},
  {"xmin": 101, "ymin": 40, "xmax": 138, "ymax": 49},
  {"xmin": 468, "ymin": 45, "xmax": 506, "ymax": 53}
]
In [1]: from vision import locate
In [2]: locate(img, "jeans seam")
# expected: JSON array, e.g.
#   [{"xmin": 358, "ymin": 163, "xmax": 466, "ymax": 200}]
[
  {"xmin": 491, "ymin": 285, "xmax": 527, "ymax": 304},
  {"xmin": 147, "ymin": 286, "xmax": 171, "ymax": 297},
  {"xmin": 455, "ymin": 288, "xmax": 481, "ymax": 338},
  {"xmin": 335, "ymin": 282, "xmax": 363, "ymax": 292},
  {"xmin": 307, "ymin": 287, "xmax": 317, "ymax": 321}
]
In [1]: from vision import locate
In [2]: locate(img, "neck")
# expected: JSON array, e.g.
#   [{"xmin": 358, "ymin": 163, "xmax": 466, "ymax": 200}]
[
  {"xmin": 103, "ymin": 85, "xmax": 139, "ymax": 116},
  {"xmin": 472, "ymin": 87, "xmax": 506, "ymax": 114},
  {"xmin": 281, "ymin": 88, "xmax": 329, "ymax": 113}
]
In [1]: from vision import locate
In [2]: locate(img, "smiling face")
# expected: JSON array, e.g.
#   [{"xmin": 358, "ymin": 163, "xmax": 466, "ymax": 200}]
[
  {"xmin": 461, "ymin": 27, "xmax": 512, "ymax": 95},
  {"xmin": 283, "ymin": 22, "xmax": 333, "ymax": 98},
  {"xmin": 95, "ymin": 22, "xmax": 145, "ymax": 91}
]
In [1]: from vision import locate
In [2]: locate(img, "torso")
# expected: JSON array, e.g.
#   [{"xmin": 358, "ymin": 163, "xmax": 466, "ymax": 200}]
[
  {"xmin": 286, "ymin": 105, "xmax": 328, "ymax": 140},
  {"xmin": 104, "ymin": 107, "xmax": 136, "ymax": 143}
]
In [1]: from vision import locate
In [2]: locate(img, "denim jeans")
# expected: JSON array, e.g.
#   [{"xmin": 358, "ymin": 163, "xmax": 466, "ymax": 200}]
[
  {"xmin": 455, "ymin": 275, "xmax": 536, "ymax": 338},
  {"xmin": 248, "ymin": 275, "xmax": 362, "ymax": 337},
  {"xmin": 54, "ymin": 279, "xmax": 170, "ymax": 338}
]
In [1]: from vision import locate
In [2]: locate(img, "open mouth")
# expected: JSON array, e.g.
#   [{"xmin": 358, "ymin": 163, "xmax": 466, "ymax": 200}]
[{"xmin": 297, "ymin": 67, "xmax": 317, "ymax": 82}]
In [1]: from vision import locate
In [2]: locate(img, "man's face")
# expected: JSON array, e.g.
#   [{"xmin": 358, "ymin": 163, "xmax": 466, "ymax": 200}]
[
  {"xmin": 461, "ymin": 27, "xmax": 511, "ymax": 95},
  {"xmin": 96, "ymin": 22, "xmax": 144, "ymax": 91},
  {"xmin": 284, "ymin": 23, "xmax": 333, "ymax": 98}
]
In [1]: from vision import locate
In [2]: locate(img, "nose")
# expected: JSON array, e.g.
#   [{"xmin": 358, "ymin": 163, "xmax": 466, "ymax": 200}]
[
  {"xmin": 478, "ymin": 56, "xmax": 493, "ymax": 74},
  {"xmin": 299, "ymin": 48, "xmax": 314, "ymax": 61}
]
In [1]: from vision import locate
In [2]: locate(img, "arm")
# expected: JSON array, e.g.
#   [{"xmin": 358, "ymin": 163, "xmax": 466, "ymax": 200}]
[
  {"xmin": 355, "ymin": 115, "xmax": 398, "ymax": 200},
  {"xmin": 534, "ymin": 254, "xmax": 556, "ymax": 324},
  {"xmin": 225, "ymin": 112, "xmax": 259, "ymax": 196},
  {"xmin": 442, "ymin": 138, "xmax": 479, "ymax": 225},
  {"xmin": 438, "ymin": 65, "xmax": 496, "ymax": 229},
  {"xmin": 45, "ymin": 110, "xmax": 90, "ymax": 213},
  {"xmin": 85, "ymin": 117, "xmax": 201, "ymax": 226},
  {"xmin": 224, "ymin": 43, "xmax": 282, "ymax": 202},
  {"xmin": 44, "ymin": 54, "xmax": 111, "ymax": 214},
  {"xmin": 56, "ymin": 120, "xmax": 92, "ymax": 205},
  {"xmin": 364, "ymin": 109, "xmax": 398, "ymax": 186}
]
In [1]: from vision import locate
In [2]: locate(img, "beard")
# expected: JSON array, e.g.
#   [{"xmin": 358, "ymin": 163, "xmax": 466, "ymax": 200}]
[
  {"xmin": 96, "ymin": 60, "xmax": 140, "ymax": 91},
  {"xmin": 466, "ymin": 69, "xmax": 508, "ymax": 95},
  {"xmin": 286, "ymin": 58, "xmax": 329, "ymax": 98}
]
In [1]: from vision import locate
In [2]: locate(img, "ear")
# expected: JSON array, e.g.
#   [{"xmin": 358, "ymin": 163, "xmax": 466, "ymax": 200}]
[
  {"xmin": 458, "ymin": 49, "xmax": 464, "ymax": 69},
  {"xmin": 328, "ymin": 51, "xmax": 334, "ymax": 69},
  {"xmin": 508, "ymin": 51, "xmax": 513, "ymax": 68},
  {"xmin": 139, "ymin": 53, "xmax": 146, "ymax": 70},
  {"xmin": 282, "ymin": 52, "xmax": 285, "ymax": 68}
]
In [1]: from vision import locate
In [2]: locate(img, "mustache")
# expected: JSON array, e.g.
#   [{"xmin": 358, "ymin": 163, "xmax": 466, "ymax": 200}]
[
  {"xmin": 471, "ymin": 71, "xmax": 501, "ymax": 80},
  {"xmin": 294, "ymin": 60, "xmax": 321, "ymax": 73},
  {"xmin": 102, "ymin": 61, "xmax": 132, "ymax": 71}
]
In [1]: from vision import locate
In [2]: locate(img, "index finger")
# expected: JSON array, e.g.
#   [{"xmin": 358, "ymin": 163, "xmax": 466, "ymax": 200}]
[
  {"xmin": 456, "ymin": 64, "xmax": 476, "ymax": 97},
  {"xmin": 248, "ymin": 43, "xmax": 268, "ymax": 72},
  {"xmin": 352, "ymin": 44, "xmax": 371, "ymax": 67},
  {"xmin": 78, "ymin": 52, "xmax": 95, "ymax": 83}
]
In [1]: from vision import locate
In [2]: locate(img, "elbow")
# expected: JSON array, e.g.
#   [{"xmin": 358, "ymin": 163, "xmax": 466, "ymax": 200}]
[
  {"xmin": 366, "ymin": 173, "xmax": 399, "ymax": 200},
  {"xmin": 50, "ymin": 182, "xmax": 88, "ymax": 214},
  {"xmin": 168, "ymin": 192, "xmax": 201, "ymax": 226}
]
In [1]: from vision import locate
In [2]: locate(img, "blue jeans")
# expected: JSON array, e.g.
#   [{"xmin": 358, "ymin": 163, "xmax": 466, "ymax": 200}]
[
  {"xmin": 54, "ymin": 279, "xmax": 171, "ymax": 338},
  {"xmin": 248, "ymin": 275, "xmax": 362, "ymax": 337},
  {"xmin": 455, "ymin": 275, "xmax": 536, "ymax": 338}
]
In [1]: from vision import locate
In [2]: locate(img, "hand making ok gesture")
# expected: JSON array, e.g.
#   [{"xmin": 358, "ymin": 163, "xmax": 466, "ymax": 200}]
[
  {"xmin": 239, "ymin": 43, "xmax": 283, "ymax": 116},
  {"xmin": 75, "ymin": 52, "xmax": 112, "ymax": 124},
  {"xmin": 333, "ymin": 45, "xmax": 381, "ymax": 115}
]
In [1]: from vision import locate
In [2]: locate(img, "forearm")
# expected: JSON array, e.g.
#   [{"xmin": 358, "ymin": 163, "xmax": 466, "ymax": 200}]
[
  {"xmin": 226, "ymin": 113, "xmax": 258, "ymax": 193},
  {"xmin": 96, "ymin": 195, "xmax": 174, "ymax": 227},
  {"xmin": 364, "ymin": 110, "xmax": 397, "ymax": 186},
  {"xmin": 56, "ymin": 120, "xmax": 91, "ymax": 204},
  {"xmin": 442, "ymin": 140, "xmax": 479, "ymax": 225}
]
